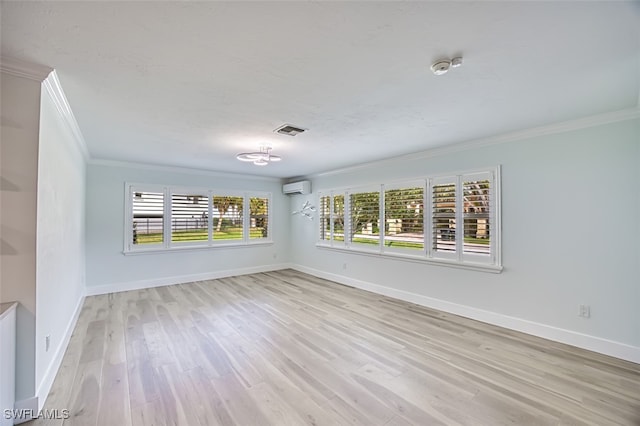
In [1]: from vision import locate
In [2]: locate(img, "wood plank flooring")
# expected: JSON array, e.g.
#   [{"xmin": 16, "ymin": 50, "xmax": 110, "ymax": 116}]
[{"xmin": 32, "ymin": 270, "xmax": 640, "ymax": 425}]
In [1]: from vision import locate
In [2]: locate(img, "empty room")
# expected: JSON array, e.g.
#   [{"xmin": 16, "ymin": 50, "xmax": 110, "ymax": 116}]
[{"xmin": 1, "ymin": 1, "xmax": 639, "ymax": 425}]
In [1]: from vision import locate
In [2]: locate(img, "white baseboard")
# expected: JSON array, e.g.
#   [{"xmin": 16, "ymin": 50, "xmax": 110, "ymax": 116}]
[
  {"xmin": 35, "ymin": 291, "xmax": 85, "ymax": 410},
  {"xmin": 291, "ymin": 264, "xmax": 640, "ymax": 365},
  {"xmin": 89, "ymin": 263, "xmax": 638, "ymax": 363},
  {"xmin": 85, "ymin": 263, "xmax": 292, "ymax": 296},
  {"xmin": 12, "ymin": 396, "xmax": 38, "ymax": 424}
]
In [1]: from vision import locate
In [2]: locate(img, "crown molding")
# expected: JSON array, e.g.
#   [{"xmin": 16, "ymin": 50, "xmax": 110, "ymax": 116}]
[
  {"xmin": 43, "ymin": 71, "xmax": 91, "ymax": 161},
  {"xmin": 89, "ymin": 158, "xmax": 284, "ymax": 183},
  {"xmin": 0, "ymin": 56, "xmax": 52, "ymax": 82},
  {"xmin": 308, "ymin": 107, "xmax": 640, "ymax": 179}
]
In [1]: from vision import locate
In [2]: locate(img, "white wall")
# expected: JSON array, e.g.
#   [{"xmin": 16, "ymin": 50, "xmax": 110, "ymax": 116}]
[
  {"xmin": 35, "ymin": 78, "xmax": 87, "ymax": 406},
  {"xmin": 85, "ymin": 163, "xmax": 289, "ymax": 293},
  {"xmin": 0, "ymin": 70, "xmax": 42, "ymax": 404},
  {"xmin": 290, "ymin": 116, "xmax": 640, "ymax": 362}
]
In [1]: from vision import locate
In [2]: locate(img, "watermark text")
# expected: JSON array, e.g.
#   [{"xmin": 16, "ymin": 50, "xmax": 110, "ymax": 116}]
[{"xmin": 3, "ymin": 408, "xmax": 70, "ymax": 420}]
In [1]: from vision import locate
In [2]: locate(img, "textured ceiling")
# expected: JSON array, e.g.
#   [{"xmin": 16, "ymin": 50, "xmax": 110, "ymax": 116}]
[{"xmin": 2, "ymin": 1, "xmax": 639, "ymax": 178}]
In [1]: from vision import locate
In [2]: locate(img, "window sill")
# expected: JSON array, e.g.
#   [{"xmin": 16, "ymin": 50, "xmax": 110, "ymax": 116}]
[
  {"xmin": 124, "ymin": 240, "xmax": 273, "ymax": 255},
  {"xmin": 315, "ymin": 243, "xmax": 503, "ymax": 274}
]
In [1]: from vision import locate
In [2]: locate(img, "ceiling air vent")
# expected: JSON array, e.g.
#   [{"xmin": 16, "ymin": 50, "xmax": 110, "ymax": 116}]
[{"xmin": 274, "ymin": 124, "xmax": 306, "ymax": 136}]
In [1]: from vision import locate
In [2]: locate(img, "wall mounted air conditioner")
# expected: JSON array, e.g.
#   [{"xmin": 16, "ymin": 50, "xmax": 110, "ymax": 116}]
[{"xmin": 283, "ymin": 180, "xmax": 311, "ymax": 195}]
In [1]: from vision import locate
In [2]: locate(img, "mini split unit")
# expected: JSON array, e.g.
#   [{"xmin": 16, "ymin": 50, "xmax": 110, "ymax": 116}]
[{"xmin": 283, "ymin": 180, "xmax": 311, "ymax": 195}]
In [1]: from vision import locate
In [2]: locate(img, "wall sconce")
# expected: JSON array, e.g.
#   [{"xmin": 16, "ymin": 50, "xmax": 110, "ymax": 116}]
[{"xmin": 292, "ymin": 200, "xmax": 316, "ymax": 220}]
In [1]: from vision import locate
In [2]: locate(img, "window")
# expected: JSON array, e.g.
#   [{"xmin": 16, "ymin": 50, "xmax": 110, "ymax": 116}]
[
  {"xmin": 463, "ymin": 176, "xmax": 491, "ymax": 256},
  {"xmin": 249, "ymin": 196, "xmax": 269, "ymax": 240},
  {"xmin": 384, "ymin": 185, "xmax": 424, "ymax": 252},
  {"xmin": 171, "ymin": 192, "xmax": 209, "ymax": 243},
  {"xmin": 318, "ymin": 192, "xmax": 345, "ymax": 246},
  {"xmin": 317, "ymin": 167, "xmax": 501, "ymax": 272},
  {"xmin": 431, "ymin": 180, "xmax": 457, "ymax": 256},
  {"xmin": 349, "ymin": 189, "xmax": 380, "ymax": 248},
  {"xmin": 319, "ymin": 195, "xmax": 330, "ymax": 242},
  {"xmin": 132, "ymin": 189, "xmax": 164, "ymax": 246},
  {"xmin": 125, "ymin": 184, "xmax": 272, "ymax": 253},
  {"xmin": 428, "ymin": 171, "xmax": 495, "ymax": 264},
  {"xmin": 332, "ymin": 194, "xmax": 345, "ymax": 243},
  {"xmin": 212, "ymin": 195, "xmax": 243, "ymax": 241}
]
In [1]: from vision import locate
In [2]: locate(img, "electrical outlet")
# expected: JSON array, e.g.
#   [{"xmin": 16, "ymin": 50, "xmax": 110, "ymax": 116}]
[
  {"xmin": 579, "ymin": 305, "xmax": 591, "ymax": 318},
  {"xmin": 45, "ymin": 335, "xmax": 50, "ymax": 352},
  {"xmin": 342, "ymin": 263, "xmax": 347, "ymax": 270}
]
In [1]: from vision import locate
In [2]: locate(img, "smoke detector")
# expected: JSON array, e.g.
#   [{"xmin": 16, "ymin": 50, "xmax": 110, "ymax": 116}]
[
  {"xmin": 431, "ymin": 56, "xmax": 463, "ymax": 76},
  {"xmin": 431, "ymin": 60, "xmax": 451, "ymax": 75}
]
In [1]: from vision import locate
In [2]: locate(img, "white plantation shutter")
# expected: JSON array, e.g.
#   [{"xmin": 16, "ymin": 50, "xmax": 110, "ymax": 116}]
[
  {"xmin": 319, "ymin": 194, "xmax": 330, "ymax": 242},
  {"xmin": 212, "ymin": 195, "xmax": 244, "ymax": 241},
  {"xmin": 126, "ymin": 184, "xmax": 273, "ymax": 253},
  {"xmin": 349, "ymin": 189, "xmax": 381, "ymax": 247},
  {"xmin": 317, "ymin": 168, "xmax": 500, "ymax": 270},
  {"xmin": 132, "ymin": 190, "xmax": 164, "ymax": 246},
  {"xmin": 332, "ymin": 194, "xmax": 345, "ymax": 244},
  {"xmin": 431, "ymin": 179, "xmax": 457, "ymax": 257},
  {"xmin": 429, "ymin": 171, "xmax": 498, "ymax": 265},
  {"xmin": 384, "ymin": 185, "xmax": 425, "ymax": 251},
  {"xmin": 171, "ymin": 193, "xmax": 209, "ymax": 243},
  {"xmin": 463, "ymin": 174, "xmax": 491, "ymax": 257},
  {"xmin": 316, "ymin": 168, "xmax": 500, "ymax": 270},
  {"xmin": 318, "ymin": 192, "xmax": 346, "ymax": 245},
  {"xmin": 249, "ymin": 197, "xmax": 269, "ymax": 240}
]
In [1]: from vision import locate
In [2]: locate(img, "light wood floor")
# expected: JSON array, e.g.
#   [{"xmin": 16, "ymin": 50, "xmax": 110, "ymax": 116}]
[{"xmin": 32, "ymin": 269, "xmax": 640, "ymax": 425}]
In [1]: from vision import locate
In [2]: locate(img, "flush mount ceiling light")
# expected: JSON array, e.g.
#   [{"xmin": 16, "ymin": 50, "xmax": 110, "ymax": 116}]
[
  {"xmin": 431, "ymin": 56, "xmax": 463, "ymax": 76},
  {"xmin": 236, "ymin": 146, "xmax": 281, "ymax": 166}
]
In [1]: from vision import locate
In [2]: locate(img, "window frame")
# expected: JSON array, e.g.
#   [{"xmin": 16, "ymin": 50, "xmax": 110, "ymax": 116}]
[
  {"xmin": 316, "ymin": 167, "xmax": 502, "ymax": 273},
  {"xmin": 124, "ymin": 183, "xmax": 273, "ymax": 254}
]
